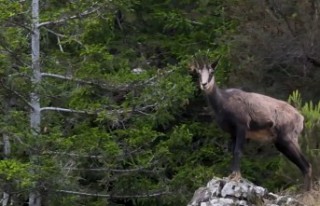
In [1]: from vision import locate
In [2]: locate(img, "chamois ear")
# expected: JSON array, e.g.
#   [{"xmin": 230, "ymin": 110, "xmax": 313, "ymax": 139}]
[
  {"xmin": 189, "ymin": 63, "xmax": 196, "ymax": 72},
  {"xmin": 189, "ymin": 58, "xmax": 198, "ymax": 72},
  {"xmin": 210, "ymin": 57, "xmax": 221, "ymax": 70}
]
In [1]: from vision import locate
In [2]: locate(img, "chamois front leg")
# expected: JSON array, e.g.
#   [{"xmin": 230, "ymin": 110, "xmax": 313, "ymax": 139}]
[{"xmin": 229, "ymin": 127, "xmax": 246, "ymax": 181}]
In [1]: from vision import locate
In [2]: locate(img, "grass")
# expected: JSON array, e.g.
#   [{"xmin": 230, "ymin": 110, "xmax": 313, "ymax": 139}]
[{"xmin": 277, "ymin": 181, "xmax": 320, "ymax": 206}]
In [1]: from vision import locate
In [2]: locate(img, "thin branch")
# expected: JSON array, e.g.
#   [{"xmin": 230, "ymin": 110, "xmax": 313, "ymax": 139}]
[
  {"xmin": 43, "ymin": 146, "xmax": 147, "ymax": 159},
  {"xmin": 43, "ymin": 28, "xmax": 65, "ymax": 37},
  {"xmin": 6, "ymin": 21, "xmax": 32, "ymax": 32},
  {"xmin": 55, "ymin": 189, "xmax": 169, "ymax": 199},
  {"xmin": 264, "ymin": 0, "xmax": 296, "ymax": 37},
  {"xmin": 55, "ymin": 190, "xmax": 111, "ymax": 198},
  {"xmin": 40, "ymin": 107, "xmax": 96, "ymax": 114},
  {"xmin": 43, "ymin": 27, "xmax": 83, "ymax": 47},
  {"xmin": 186, "ymin": 19, "xmax": 203, "ymax": 25},
  {"xmin": 41, "ymin": 72, "xmax": 128, "ymax": 92},
  {"xmin": 41, "ymin": 72, "xmax": 100, "ymax": 85},
  {"xmin": 140, "ymin": 69, "xmax": 174, "ymax": 86},
  {"xmin": 45, "ymin": 28, "xmax": 65, "ymax": 53},
  {"xmin": 40, "ymin": 106, "xmax": 137, "ymax": 116},
  {"xmin": 8, "ymin": 72, "xmax": 30, "ymax": 79},
  {"xmin": 0, "ymin": 80, "xmax": 33, "ymax": 108},
  {"xmin": 43, "ymin": 151, "xmax": 104, "ymax": 159},
  {"xmin": 38, "ymin": 6, "xmax": 99, "ymax": 27},
  {"xmin": 57, "ymin": 35, "xmax": 64, "ymax": 52},
  {"xmin": 133, "ymin": 104, "xmax": 156, "ymax": 115},
  {"xmin": 63, "ymin": 167, "xmax": 156, "ymax": 173},
  {"xmin": 41, "ymin": 68, "xmax": 174, "ymax": 94}
]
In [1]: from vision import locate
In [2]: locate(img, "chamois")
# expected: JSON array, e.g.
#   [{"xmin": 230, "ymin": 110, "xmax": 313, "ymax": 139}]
[{"xmin": 190, "ymin": 56, "xmax": 312, "ymax": 191}]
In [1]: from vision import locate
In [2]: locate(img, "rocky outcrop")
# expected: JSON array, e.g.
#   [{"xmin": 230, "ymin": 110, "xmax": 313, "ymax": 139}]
[{"xmin": 188, "ymin": 177, "xmax": 306, "ymax": 206}]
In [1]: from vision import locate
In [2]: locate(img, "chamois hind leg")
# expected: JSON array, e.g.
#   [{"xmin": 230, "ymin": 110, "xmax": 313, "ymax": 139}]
[{"xmin": 274, "ymin": 133, "xmax": 312, "ymax": 191}]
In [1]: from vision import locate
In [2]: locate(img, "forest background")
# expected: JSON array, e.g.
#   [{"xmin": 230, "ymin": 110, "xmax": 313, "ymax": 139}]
[{"xmin": 1, "ymin": 0, "xmax": 320, "ymax": 205}]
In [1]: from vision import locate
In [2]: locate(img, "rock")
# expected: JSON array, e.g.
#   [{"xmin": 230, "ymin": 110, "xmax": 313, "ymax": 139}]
[
  {"xmin": 189, "ymin": 187, "xmax": 211, "ymax": 206},
  {"xmin": 188, "ymin": 177, "xmax": 306, "ymax": 206}
]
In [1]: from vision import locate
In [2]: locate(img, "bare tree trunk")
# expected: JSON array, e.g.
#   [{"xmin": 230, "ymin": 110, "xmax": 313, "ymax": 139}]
[
  {"xmin": 2, "ymin": 134, "xmax": 11, "ymax": 206},
  {"xmin": 1, "ymin": 191, "xmax": 9, "ymax": 206},
  {"xmin": 29, "ymin": 0, "xmax": 41, "ymax": 205},
  {"xmin": 31, "ymin": 0, "xmax": 41, "ymax": 130}
]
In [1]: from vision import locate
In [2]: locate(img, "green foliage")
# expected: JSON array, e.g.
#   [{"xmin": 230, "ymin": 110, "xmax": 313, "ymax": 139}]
[
  {"xmin": 0, "ymin": 0, "xmax": 22, "ymax": 20},
  {"xmin": 155, "ymin": 11, "xmax": 193, "ymax": 33},
  {"xmin": 0, "ymin": 0, "xmax": 240, "ymax": 205},
  {"xmin": 0, "ymin": 159, "xmax": 31, "ymax": 188}
]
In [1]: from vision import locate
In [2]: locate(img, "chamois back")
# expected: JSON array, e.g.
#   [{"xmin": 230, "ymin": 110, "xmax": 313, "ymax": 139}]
[{"xmin": 220, "ymin": 89, "xmax": 303, "ymax": 135}]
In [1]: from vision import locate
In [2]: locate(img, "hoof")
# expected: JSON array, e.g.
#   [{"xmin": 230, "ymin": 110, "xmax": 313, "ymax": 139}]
[{"xmin": 228, "ymin": 171, "xmax": 242, "ymax": 181}]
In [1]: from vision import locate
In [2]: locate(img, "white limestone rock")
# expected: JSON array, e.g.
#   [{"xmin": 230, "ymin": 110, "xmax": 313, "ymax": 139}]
[{"xmin": 188, "ymin": 177, "xmax": 306, "ymax": 206}]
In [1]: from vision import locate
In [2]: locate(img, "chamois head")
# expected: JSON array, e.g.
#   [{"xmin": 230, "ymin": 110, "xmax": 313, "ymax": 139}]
[{"xmin": 190, "ymin": 56, "xmax": 220, "ymax": 91}]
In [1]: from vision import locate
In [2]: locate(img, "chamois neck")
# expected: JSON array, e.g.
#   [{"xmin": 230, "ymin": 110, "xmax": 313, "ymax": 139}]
[{"xmin": 204, "ymin": 85, "xmax": 224, "ymax": 112}]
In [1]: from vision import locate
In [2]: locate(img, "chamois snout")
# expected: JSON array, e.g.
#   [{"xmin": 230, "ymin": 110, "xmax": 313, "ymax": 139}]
[
  {"xmin": 199, "ymin": 68, "xmax": 214, "ymax": 90},
  {"xmin": 201, "ymin": 82, "xmax": 208, "ymax": 88}
]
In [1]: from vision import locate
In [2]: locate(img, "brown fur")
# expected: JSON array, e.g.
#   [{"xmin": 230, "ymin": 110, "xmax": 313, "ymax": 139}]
[{"xmin": 246, "ymin": 129, "xmax": 275, "ymax": 142}]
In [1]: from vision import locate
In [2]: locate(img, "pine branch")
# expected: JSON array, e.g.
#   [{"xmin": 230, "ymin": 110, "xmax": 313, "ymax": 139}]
[
  {"xmin": 63, "ymin": 167, "xmax": 156, "ymax": 173},
  {"xmin": 43, "ymin": 146, "xmax": 147, "ymax": 159},
  {"xmin": 38, "ymin": 6, "xmax": 99, "ymax": 27},
  {"xmin": 40, "ymin": 107, "xmax": 96, "ymax": 114},
  {"xmin": 63, "ymin": 157, "xmax": 158, "ymax": 173},
  {"xmin": 44, "ymin": 28, "xmax": 83, "ymax": 46},
  {"xmin": 44, "ymin": 151, "xmax": 104, "ymax": 159},
  {"xmin": 55, "ymin": 190, "xmax": 111, "ymax": 198},
  {"xmin": 42, "ymin": 69, "xmax": 174, "ymax": 92},
  {"xmin": 41, "ymin": 72, "xmax": 106, "ymax": 86},
  {"xmin": 54, "ymin": 189, "xmax": 170, "ymax": 199},
  {"xmin": 41, "ymin": 72, "xmax": 128, "ymax": 92},
  {"xmin": 0, "ymin": 80, "xmax": 33, "ymax": 108},
  {"xmin": 0, "ymin": 33, "xmax": 29, "ymax": 67},
  {"xmin": 40, "ymin": 106, "xmax": 135, "ymax": 115}
]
